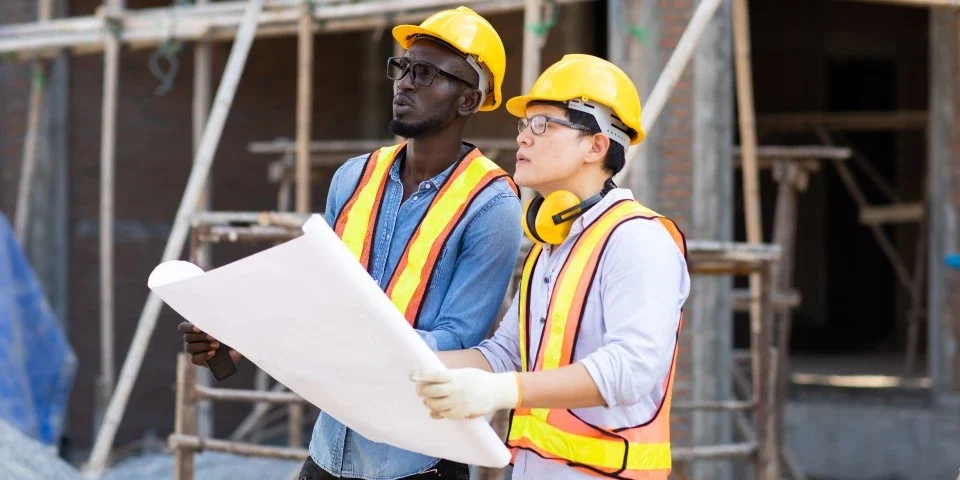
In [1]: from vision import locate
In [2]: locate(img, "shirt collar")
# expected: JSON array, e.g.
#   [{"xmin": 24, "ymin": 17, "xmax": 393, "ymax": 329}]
[
  {"xmin": 387, "ymin": 142, "xmax": 477, "ymax": 190},
  {"xmin": 565, "ymin": 188, "xmax": 636, "ymax": 240}
]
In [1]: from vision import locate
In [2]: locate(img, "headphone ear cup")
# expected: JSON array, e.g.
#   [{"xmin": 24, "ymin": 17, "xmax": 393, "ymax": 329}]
[
  {"xmin": 522, "ymin": 196, "xmax": 546, "ymax": 244},
  {"xmin": 535, "ymin": 190, "xmax": 581, "ymax": 245}
]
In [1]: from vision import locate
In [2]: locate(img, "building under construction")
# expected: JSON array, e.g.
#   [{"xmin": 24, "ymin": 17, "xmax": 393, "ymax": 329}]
[{"xmin": 0, "ymin": 0, "xmax": 959, "ymax": 479}]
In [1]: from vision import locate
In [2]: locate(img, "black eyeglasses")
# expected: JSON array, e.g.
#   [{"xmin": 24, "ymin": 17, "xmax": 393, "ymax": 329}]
[
  {"xmin": 518, "ymin": 115, "xmax": 592, "ymax": 136},
  {"xmin": 387, "ymin": 57, "xmax": 477, "ymax": 89}
]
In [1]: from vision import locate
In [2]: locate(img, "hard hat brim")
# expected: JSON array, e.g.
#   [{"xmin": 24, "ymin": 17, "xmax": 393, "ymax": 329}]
[
  {"xmin": 506, "ymin": 95, "xmax": 646, "ymax": 145},
  {"xmin": 392, "ymin": 25, "xmax": 436, "ymax": 49}
]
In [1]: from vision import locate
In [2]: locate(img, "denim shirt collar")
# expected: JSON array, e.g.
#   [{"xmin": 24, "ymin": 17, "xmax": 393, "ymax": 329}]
[{"xmin": 387, "ymin": 142, "xmax": 477, "ymax": 191}]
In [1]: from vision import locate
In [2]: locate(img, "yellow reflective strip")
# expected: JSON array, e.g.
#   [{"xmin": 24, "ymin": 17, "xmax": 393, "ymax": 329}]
[
  {"xmin": 541, "ymin": 201, "xmax": 640, "ymax": 371},
  {"xmin": 389, "ymin": 157, "xmax": 499, "ymax": 314},
  {"xmin": 340, "ymin": 145, "xmax": 399, "ymax": 261},
  {"xmin": 518, "ymin": 244, "xmax": 541, "ymax": 373},
  {"xmin": 633, "ymin": 203, "xmax": 661, "ymax": 218},
  {"xmin": 508, "ymin": 415, "xmax": 672, "ymax": 471}
]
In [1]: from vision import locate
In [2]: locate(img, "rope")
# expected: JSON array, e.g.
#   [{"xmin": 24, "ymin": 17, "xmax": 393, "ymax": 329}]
[
  {"xmin": 525, "ymin": 0, "xmax": 559, "ymax": 38},
  {"xmin": 627, "ymin": 26, "xmax": 647, "ymax": 45},
  {"xmin": 148, "ymin": 0, "xmax": 190, "ymax": 96}
]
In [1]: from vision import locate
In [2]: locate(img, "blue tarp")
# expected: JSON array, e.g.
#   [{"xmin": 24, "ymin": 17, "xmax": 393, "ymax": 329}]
[
  {"xmin": 946, "ymin": 254, "xmax": 960, "ymax": 269},
  {"xmin": 0, "ymin": 213, "xmax": 76, "ymax": 445}
]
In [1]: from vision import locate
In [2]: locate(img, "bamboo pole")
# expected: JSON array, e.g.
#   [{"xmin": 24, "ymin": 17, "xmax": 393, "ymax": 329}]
[
  {"xmin": 169, "ymin": 433, "xmax": 310, "ymax": 460},
  {"xmin": 95, "ymin": 0, "xmax": 123, "ymax": 438},
  {"xmin": 85, "ymin": 1, "xmax": 266, "ymax": 473},
  {"xmin": 613, "ymin": 0, "xmax": 724, "ymax": 186},
  {"xmin": 295, "ymin": 0, "xmax": 313, "ymax": 213},
  {"xmin": 12, "ymin": 0, "xmax": 55, "ymax": 244},
  {"xmin": 191, "ymin": 0, "xmax": 216, "ymax": 440},
  {"xmin": 731, "ymin": 9, "xmax": 769, "ymax": 476},
  {"xmin": 521, "ymin": 0, "xmax": 543, "ymax": 94},
  {"xmin": 753, "ymin": 263, "xmax": 776, "ymax": 480},
  {"xmin": 517, "ymin": 0, "xmax": 544, "ymax": 204},
  {"xmin": 0, "ymin": 0, "xmax": 597, "ymax": 61},
  {"xmin": 173, "ymin": 354, "xmax": 198, "ymax": 480},
  {"xmin": 836, "ymin": 0, "xmax": 960, "ymax": 7}
]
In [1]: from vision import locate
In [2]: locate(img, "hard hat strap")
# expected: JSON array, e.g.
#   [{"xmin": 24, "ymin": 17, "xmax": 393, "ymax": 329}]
[
  {"xmin": 566, "ymin": 99, "xmax": 631, "ymax": 149},
  {"xmin": 464, "ymin": 54, "xmax": 491, "ymax": 111}
]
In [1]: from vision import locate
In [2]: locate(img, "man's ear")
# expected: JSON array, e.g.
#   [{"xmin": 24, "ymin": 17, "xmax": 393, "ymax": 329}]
[
  {"xmin": 458, "ymin": 89, "xmax": 483, "ymax": 116},
  {"xmin": 583, "ymin": 133, "xmax": 610, "ymax": 166}
]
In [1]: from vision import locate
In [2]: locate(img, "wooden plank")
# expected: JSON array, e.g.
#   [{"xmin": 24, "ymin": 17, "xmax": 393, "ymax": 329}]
[
  {"xmin": 836, "ymin": 0, "xmax": 960, "ymax": 7},
  {"xmin": 85, "ymin": 1, "xmax": 266, "ymax": 474},
  {"xmin": 190, "ymin": 211, "xmax": 313, "ymax": 227},
  {"xmin": 672, "ymin": 442, "xmax": 756, "ymax": 461},
  {"xmin": 195, "ymin": 385, "xmax": 306, "ymax": 404},
  {"xmin": 733, "ymin": 145, "xmax": 852, "ymax": 160},
  {"xmin": 0, "ymin": 0, "xmax": 598, "ymax": 61},
  {"xmin": 731, "ymin": 288, "xmax": 801, "ymax": 311},
  {"xmin": 756, "ymin": 111, "xmax": 927, "ymax": 131},
  {"xmin": 288, "ymin": 403, "xmax": 304, "ymax": 447},
  {"xmin": 858, "ymin": 202, "xmax": 925, "ymax": 225},
  {"xmin": 672, "ymin": 400, "xmax": 755, "ymax": 411},
  {"xmin": 770, "ymin": 161, "xmax": 800, "ymax": 480},
  {"xmin": 168, "ymin": 434, "xmax": 310, "ymax": 460},
  {"xmin": 295, "ymin": 2, "xmax": 313, "ymax": 213},
  {"xmin": 173, "ymin": 354, "xmax": 197, "ymax": 480},
  {"xmin": 249, "ymin": 137, "xmax": 518, "ymax": 154}
]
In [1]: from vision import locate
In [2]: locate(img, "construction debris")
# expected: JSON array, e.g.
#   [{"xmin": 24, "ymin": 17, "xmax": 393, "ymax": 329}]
[{"xmin": 0, "ymin": 419, "xmax": 80, "ymax": 480}]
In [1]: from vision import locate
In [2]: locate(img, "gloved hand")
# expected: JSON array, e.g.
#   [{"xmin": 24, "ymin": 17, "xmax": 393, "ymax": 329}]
[{"xmin": 411, "ymin": 368, "xmax": 520, "ymax": 420}]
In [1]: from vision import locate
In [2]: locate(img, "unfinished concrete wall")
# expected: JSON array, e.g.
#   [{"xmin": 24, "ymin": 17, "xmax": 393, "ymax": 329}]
[
  {"xmin": 615, "ymin": 4, "xmax": 735, "ymax": 480},
  {"xmin": 929, "ymin": 7, "xmax": 960, "ymax": 399}
]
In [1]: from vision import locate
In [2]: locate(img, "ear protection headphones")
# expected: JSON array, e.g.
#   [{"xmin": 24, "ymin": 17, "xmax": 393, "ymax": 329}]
[{"xmin": 522, "ymin": 179, "xmax": 617, "ymax": 245}]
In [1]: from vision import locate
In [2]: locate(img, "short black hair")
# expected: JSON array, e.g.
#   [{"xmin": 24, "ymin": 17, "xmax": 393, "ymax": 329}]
[{"xmin": 527, "ymin": 100, "xmax": 634, "ymax": 174}]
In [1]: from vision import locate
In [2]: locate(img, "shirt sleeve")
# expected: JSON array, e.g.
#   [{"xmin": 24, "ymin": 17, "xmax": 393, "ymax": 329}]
[
  {"xmin": 580, "ymin": 218, "xmax": 690, "ymax": 407},
  {"xmin": 415, "ymin": 191, "xmax": 523, "ymax": 352},
  {"xmin": 473, "ymin": 290, "xmax": 522, "ymax": 373}
]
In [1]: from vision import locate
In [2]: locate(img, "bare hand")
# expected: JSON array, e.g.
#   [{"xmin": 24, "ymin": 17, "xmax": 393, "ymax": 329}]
[{"xmin": 178, "ymin": 321, "xmax": 241, "ymax": 367}]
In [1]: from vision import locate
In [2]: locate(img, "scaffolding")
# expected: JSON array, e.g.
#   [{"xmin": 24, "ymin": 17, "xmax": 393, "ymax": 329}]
[{"xmin": 7, "ymin": 0, "xmax": 902, "ymax": 478}]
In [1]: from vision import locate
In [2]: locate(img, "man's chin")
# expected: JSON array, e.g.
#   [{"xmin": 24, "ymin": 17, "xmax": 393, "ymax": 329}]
[{"xmin": 388, "ymin": 118, "xmax": 431, "ymax": 138}]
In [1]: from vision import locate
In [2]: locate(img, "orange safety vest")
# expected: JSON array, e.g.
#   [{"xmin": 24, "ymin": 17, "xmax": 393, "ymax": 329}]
[
  {"xmin": 333, "ymin": 142, "xmax": 517, "ymax": 327},
  {"xmin": 506, "ymin": 199, "xmax": 687, "ymax": 480}
]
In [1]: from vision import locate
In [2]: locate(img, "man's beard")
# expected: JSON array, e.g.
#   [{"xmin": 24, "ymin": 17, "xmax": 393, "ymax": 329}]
[{"xmin": 388, "ymin": 114, "xmax": 446, "ymax": 138}]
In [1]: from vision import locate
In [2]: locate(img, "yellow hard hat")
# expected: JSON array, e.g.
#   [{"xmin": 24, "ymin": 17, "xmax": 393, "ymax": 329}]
[
  {"xmin": 392, "ymin": 7, "xmax": 506, "ymax": 112},
  {"xmin": 506, "ymin": 54, "xmax": 645, "ymax": 145}
]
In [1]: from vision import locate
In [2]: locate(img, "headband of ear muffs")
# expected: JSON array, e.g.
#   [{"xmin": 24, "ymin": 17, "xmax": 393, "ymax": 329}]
[{"xmin": 522, "ymin": 179, "xmax": 617, "ymax": 245}]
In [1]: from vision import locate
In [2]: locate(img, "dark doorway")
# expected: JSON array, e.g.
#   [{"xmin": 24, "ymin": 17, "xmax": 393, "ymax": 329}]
[{"xmin": 798, "ymin": 59, "xmax": 898, "ymax": 354}]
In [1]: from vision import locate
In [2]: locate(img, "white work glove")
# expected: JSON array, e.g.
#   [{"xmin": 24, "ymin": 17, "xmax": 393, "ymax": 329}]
[{"xmin": 411, "ymin": 368, "xmax": 520, "ymax": 420}]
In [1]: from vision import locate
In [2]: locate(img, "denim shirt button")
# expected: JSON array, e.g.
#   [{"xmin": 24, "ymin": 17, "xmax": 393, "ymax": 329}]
[{"xmin": 543, "ymin": 276, "xmax": 550, "ymax": 284}]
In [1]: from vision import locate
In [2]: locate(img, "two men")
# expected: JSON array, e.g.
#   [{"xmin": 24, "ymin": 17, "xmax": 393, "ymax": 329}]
[
  {"xmin": 182, "ymin": 8, "xmax": 689, "ymax": 480},
  {"xmin": 412, "ymin": 55, "xmax": 690, "ymax": 479},
  {"xmin": 182, "ymin": 7, "xmax": 522, "ymax": 480}
]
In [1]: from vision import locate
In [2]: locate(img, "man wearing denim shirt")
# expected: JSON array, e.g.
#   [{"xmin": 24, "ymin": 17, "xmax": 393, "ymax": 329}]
[{"xmin": 180, "ymin": 7, "xmax": 521, "ymax": 480}]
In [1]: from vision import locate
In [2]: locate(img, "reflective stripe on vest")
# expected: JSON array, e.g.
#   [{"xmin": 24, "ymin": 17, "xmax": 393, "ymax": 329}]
[
  {"xmin": 508, "ymin": 199, "xmax": 687, "ymax": 479},
  {"xmin": 333, "ymin": 143, "xmax": 517, "ymax": 326}
]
